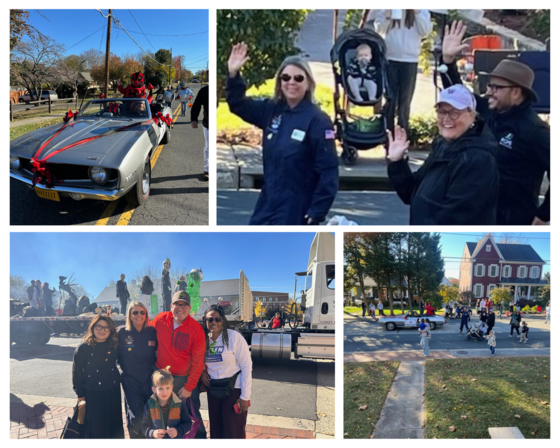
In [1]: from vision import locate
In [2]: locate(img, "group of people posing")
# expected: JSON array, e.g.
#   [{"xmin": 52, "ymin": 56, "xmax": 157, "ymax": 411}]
[
  {"xmin": 72, "ymin": 291, "xmax": 252, "ymax": 439},
  {"xmin": 226, "ymin": 12, "xmax": 549, "ymax": 226}
]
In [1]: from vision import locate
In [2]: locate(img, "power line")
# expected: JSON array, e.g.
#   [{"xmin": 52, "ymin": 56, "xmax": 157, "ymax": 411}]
[
  {"xmin": 110, "ymin": 26, "xmax": 208, "ymax": 37},
  {"xmin": 140, "ymin": 10, "xmax": 166, "ymax": 49},
  {"xmin": 64, "ymin": 25, "xmax": 106, "ymax": 53},
  {"xmin": 98, "ymin": 22, "xmax": 106, "ymax": 52},
  {"xmin": 128, "ymin": 10, "xmax": 156, "ymax": 52},
  {"xmin": 440, "ymin": 232, "xmax": 550, "ymax": 240}
]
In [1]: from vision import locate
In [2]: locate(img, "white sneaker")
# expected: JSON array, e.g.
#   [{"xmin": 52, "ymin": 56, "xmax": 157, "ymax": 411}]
[{"xmin": 508, "ymin": 335, "xmax": 513, "ymax": 337}]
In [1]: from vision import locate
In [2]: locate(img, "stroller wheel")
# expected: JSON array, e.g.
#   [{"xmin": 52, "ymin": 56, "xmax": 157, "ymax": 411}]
[{"xmin": 342, "ymin": 143, "xmax": 358, "ymax": 166}]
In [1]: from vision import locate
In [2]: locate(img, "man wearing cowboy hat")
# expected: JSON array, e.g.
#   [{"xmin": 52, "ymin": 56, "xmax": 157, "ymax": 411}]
[{"xmin": 440, "ymin": 20, "xmax": 550, "ymax": 226}]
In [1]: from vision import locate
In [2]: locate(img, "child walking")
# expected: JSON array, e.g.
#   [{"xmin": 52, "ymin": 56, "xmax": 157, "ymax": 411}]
[
  {"xmin": 142, "ymin": 368, "xmax": 192, "ymax": 439},
  {"xmin": 485, "ymin": 330, "xmax": 496, "ymax": 355},
  {"xmin": 520, "ymin": 321, "xmax": 529, "ymax": 343}
]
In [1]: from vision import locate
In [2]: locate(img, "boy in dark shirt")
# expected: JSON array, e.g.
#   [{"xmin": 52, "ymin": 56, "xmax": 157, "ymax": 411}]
[
  {"xmin": 142, "ymin": 368, "xmax": 192, "ymax": 439},
  {"xmin": 520, "ymin": 321, "xmax": 529, "ymax": 343}
]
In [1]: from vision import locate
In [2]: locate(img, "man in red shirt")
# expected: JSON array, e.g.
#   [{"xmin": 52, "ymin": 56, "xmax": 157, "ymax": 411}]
[
  {"xmin": 151, "ymin": 290, "xmax": 207, "ymax": 438},
  {"xmin": 269, "ymin": 312, "xmax": 284, "ymax": 329}
]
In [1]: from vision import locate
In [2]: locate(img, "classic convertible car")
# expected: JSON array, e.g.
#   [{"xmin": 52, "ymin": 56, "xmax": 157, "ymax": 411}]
[
  {"xmin": 10, "ymin": 98, "xmax": 173, "ymax": 206},
  {"xmin": 378, "ymin": 311, "xmax": 447, "ymax": 331}
]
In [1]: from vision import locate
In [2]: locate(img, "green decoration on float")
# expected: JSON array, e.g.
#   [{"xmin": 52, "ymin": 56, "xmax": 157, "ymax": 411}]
[{"xmin": 187, "ymin": 268, "xmax": 203, "ymax": 314}]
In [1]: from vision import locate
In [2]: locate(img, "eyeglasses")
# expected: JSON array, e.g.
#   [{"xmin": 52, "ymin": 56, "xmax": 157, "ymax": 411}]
[
  {"xmin": 486, "ymin": 83, "xmax": 516, "ymax": 92},
  {"xmin": 280, "ymin": 74, "xmax": 305, "ymax": 83},
  {"xmin": 94, "ymin": 325, "xmax": 110, "ymax": 332},
  {"xmin": 131, "ymin": 310, "xmax": 146, "ymax": 316},
  {"xmin": 435, "ymin": 107, "xmax": 465, "ymax": 120},
  {"xmin": 172, "ymin": 303, "xmax": 190, "ymax": 309},
  {"xmin": 206, "ymin": 317, "xmax": 223, "ymax": 323}
]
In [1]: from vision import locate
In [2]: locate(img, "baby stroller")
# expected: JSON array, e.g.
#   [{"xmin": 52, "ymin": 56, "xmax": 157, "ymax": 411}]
[
  {"xmin": 466, "ymin": 322, "xmax": 487, "ymax": 341},
  {"xmin": 331, "ymin": 27, "xmax": 391, "ymax": 166}
]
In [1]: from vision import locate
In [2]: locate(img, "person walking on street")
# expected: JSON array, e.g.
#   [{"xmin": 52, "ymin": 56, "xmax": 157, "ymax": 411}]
[
  {"xmin": 116, "ymin": 274, "xmax": 130, "ymax": 315},
  {"xmin": 545, "ymin": 302, "xmax": 550, "ymax": 324},
  {"xmin": 164, "ymin": 85, "xmax": 174, "ymax": 108},
  {"xmin": 485, "ymin": 330, "xmax": 497, "ymax": 355},
  {"xmin": 441, "ymin": 20, "xmax": 550, "ymax": 225},
  {"xmin": 519, "ymin": 321, "xmax": 529, "ymax": 343},
  {"xmin": 509, "ymin": 311, "xmax": 521, "ymax": 337},
  {"xmin": 499, "ymin": 301, "xmax": 504, "ymax": 319},
  {"xmin": 418, "ymin": 318, "xmax": 430, "ymax": 356},
  {"xmin": 480, "ymin": 307, "xmax": 488, "ymax": 324},
  {"xmin": 178, "ymin": 84, "xmax": 194, "ymax": 117},
  {"xmin": 150, "ymin": 291, "xmax": 207, "ymax": 439},
  {"xmin": 459, "ymin": 307, "xmax": 470, "ymax": 333},
  {"xmin": 191, "ymin": 85, "xmax": 209, "ymax": 181},
  {"xmin": 361, "ymin": 301, "xmax": 367, "ymax": 317},
  {"xmin": 487, "ymin": 309, "xmax": 496, "ymax": 334}
]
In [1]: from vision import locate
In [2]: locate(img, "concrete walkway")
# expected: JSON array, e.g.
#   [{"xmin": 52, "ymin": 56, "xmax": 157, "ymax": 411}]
[{"xmin": 372, "ymin": 361, "xmax": 425, "ymax": 439}]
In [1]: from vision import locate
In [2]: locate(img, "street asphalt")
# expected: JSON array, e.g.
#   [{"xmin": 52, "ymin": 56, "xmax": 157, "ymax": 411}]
[
  {"xmin": 344, "ymin": 313, "xmax": 551, "ymax": 353},
  {"xmin": 10, "ymin": 83, "xmax": 208, "ymax": 226},
  {"xmin": 10, "ymin": 335, "xmax": 333, "ymax": 422},
  {"xmin": 217, "ymin": 190, "xmax": 409, "ymax": 225}
]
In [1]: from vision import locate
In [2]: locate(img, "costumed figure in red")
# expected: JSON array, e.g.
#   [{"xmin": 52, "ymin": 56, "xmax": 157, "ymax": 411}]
[{"xmin": 117, "ymin": 72, "xmax": 154, "ymax": 104}]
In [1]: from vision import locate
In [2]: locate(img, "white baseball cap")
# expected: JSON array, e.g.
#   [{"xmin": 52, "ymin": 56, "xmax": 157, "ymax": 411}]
[{"xmin": 437, "ymin": 85, "xmax": 476, "ymax": 110}]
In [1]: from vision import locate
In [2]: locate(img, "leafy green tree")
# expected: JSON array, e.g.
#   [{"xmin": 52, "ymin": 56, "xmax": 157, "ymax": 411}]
[
  {"xmin": 440, "ymin": 284, "xmax": 459, "ymax": 305},
  {"xmin": 489, "ymin": 287, "xmax": 512, "ymax": 305},
  {"xmin": 459, "ymin": 290, "xmax": 475, "ymax": 307},
  {"xmin": 540, "ymin": 284, "xmax": 550, "ymax": 304},
  {"xmin": 362, "ymin": 233, "xmax": 397, "ymax": 315},
  {"xmin": 344, "ymin": 233, "xmax": 370, "ymax": 302},
  {"xmin": 216, "ymin": 9, "xmax": 310, "ymax": 99}
]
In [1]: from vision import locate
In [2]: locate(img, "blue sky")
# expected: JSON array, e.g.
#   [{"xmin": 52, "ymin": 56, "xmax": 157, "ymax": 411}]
[
  {"xmin": 439, "ymin": 232, "xmax": 550, "ymax": 279},
  {"xmin": 26, "ymin": 9, "xmax": 208, "ymax": 72},
  {"xmin": 10, "ymin": 233, "xmax": 319, "ymax": 298}
]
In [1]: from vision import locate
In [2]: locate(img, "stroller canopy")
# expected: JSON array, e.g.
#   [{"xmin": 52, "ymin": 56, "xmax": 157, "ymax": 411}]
[{"xmin": 330, "ymin": 28, "xmax": 387, "ymax": 65}]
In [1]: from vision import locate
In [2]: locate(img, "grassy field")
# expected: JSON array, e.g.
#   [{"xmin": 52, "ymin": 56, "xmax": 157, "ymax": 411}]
[
  {"xmin": 10, "ymin": 118, "xmax": 61, "ymax": 141},
  {"xmin": 425, "ymin": 357, "xmax": 550, "ymax": 439},
  {"xmin": 344, "ymin": 361, "xmax": 400, "ymax": 439}
]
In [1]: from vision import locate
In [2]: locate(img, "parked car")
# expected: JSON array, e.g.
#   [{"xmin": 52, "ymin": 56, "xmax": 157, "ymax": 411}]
[
  {"xmin": 192, "ymin": 78, "xmax": 199, "ymax": 83},
  {"xmin": 19, "ymin": 90, "xmax": 58, "ymax": 104},
  {"xmin": 378, "ymin": 311, "xmax": 447, "ymax": 331},
  {"xmin": 10, "ymin": 98, "xmax": 173, "ymax": 206}
]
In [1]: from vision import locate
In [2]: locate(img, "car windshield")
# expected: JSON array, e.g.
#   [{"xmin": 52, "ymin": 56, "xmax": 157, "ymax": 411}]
[{"xmin": 79, "ymin": 99, "xmax": 150, "ymax": 119}]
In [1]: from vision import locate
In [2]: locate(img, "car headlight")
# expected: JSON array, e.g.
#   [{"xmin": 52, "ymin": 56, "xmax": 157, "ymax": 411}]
[
  {"xmin": 89, "ymin": 166, "xmax": 107, "ymax": 184},
  {"xmin": 10, "ymin": 156, "xmax": 21, "ymax": 170}
]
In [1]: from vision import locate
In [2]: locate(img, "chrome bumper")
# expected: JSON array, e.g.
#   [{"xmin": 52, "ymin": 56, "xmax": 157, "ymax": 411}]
[{"xmin": 10, "ymin": 171, "xmax": 128, "ymax": 201}]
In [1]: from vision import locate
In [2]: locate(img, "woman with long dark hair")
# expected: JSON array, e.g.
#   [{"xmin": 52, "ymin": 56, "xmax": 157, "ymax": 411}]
[
  {"xmin": 373, "ymin": 9, "xmax": 433, "ymax": 133},
  {"xmin": 72, "ymin": 315, "xmax": 124, "ymax": 438},
  {"xmin": 200, "ymin": 305, "xmax": 252, "ymax": 438},
  {"xmin": 117, "ymin": 302, "xmax": 157, "ymax": 438},
  {"xmin": 226, "ymin": 42, "xmax": 339, "ymax": 225}
]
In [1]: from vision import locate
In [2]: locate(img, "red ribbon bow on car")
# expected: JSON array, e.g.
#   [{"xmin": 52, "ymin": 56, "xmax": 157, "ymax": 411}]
[
  {"xmin": 153, "ymin": 112, "xmax": 172, "ymax": 128},
  {"xmin": 63, "ymin": 110, "xmax": 78, "ymax": 123}
]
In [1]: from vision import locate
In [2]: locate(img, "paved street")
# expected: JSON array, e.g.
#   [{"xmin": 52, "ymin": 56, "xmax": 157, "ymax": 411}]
[
  {"xmin": 10, "ymin": 83, "xmax": 208, "ymax": 226},
  {"xmin": 10, "ymin": 335, "xmax": 334, "ymax": 438},
  {"xmin": 217, "ymin": 190, "xmax": 409, "ymax": 225},
  {"xmin": 344, "ymin": 313, "xmax": 551, "ymax": 354}
]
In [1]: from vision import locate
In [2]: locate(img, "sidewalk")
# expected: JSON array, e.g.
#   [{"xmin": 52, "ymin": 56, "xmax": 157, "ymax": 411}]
[{"xmin": 10, "ymin": 395, "xmax": 316, "ymax": 440}]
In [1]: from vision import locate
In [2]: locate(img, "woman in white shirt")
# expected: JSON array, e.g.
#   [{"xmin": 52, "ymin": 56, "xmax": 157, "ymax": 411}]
[
  {"xmin": 372, "ymin": 10, "xmax": 432, "ymax": 133},
  {"xmin": 200, "ymin": 305, "xmax": 252, "ymax": 439}
]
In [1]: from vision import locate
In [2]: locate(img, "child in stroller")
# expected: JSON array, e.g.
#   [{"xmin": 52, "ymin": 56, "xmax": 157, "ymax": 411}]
[
  {"xmin": 347, "ymin": 44, "xmax": 378, "ymax": 103},
  {"xmin": 467, "ymin": 321, "xmax": 488, "ymax": 341}
]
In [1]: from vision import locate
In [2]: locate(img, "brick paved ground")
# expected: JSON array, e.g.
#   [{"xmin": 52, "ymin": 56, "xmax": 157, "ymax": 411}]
[{"xmin": 9, "ymin": 402, "xmax": 315, "ymax": 439}]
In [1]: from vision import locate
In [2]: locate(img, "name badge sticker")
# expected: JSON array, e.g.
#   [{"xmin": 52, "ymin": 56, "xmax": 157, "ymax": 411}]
[
  {"xmin": 206, "ymin": 354, "xmax": 223, "ymax": 363},
  {"xmin": 291, "ymin": 129, "xmax": 306, "ymax": 142}
]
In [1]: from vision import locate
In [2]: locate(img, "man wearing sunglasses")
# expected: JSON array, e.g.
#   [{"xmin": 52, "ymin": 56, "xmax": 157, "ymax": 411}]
[
  {"xmin": 150, "ymin": 290, "xmax": 207, "ymax": 438},
  {"xmin": 440, "ymin": 20, "xmax": 550, "ymax": 226}
]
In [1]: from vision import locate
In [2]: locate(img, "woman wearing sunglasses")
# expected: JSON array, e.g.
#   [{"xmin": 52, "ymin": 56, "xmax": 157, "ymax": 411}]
[
  {"xmin": 226, "ymin": 42, "xmax": 339, "ymax": 225},
  {"xmin": 386, "ymin": 84, "xmax": 499, "ymax": 224},
  {"xmin": 117, "ymin": 302, "xmax": 157, "ymax": 438},
  {"xmin": 200, "ymin": 305, "xmax": 252, "ymax": 438},
  {"xmin": 72, "ymin": 315, "xmax": 124, "ymax": 438}
]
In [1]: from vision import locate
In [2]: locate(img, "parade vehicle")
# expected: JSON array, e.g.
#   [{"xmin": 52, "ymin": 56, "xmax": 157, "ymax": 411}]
[
  {"xmin": 10, "ymin": 98, "xmax": 173, "ymax": 207},
  {"xmin": 10, "ymin": 234, "xmax": 335, "ymax": 362},
  {"xmin": 379, "ymin": 311, "xmax": 447, "ymax": 331}
]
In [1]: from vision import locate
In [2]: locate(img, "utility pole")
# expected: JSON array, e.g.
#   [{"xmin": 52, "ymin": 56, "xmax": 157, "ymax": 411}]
[
  {"xmin": 169, "ymin": 47, "xmax": 172, "ymax": 86},
  {"xmin": 104, "ymin": 9, "xmax": 112, "ymax": 99}
]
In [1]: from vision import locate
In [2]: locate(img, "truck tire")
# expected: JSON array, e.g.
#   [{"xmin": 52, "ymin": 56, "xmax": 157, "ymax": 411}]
[{"xmin": 30, "ymin": 327, "xmax": 51, "ymax": 345}]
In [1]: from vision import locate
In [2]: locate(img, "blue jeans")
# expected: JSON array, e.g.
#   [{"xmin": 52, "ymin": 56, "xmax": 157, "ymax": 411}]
[
  {"xmin": 181, "ymin": 102, "xmax": 187, "ymax": 115},
  {"xmin": 173, "ymin": 375, "xmax": 207, "ymax": 439},
  {"xmin": 420, "ymin": 336, "xmax": 430, "ymax": 356},
  {"xmin": 489, "ymin": 346, "xmax": 495, "ymax": 355}
]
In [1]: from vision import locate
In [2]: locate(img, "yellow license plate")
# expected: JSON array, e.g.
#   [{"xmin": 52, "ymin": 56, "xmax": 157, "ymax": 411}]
[{"xmin": 35, "ymin": 187, "xmax": 60, "ymax": 202}]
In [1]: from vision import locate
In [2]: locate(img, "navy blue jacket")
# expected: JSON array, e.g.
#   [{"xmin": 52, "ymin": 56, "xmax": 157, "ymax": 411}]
[
  {"xmin": 227, "ymin": 74, "xmax": 339, "ymax": 224},
  {"xmin": 461, "ymin": 311, "xmax": 470, "ymax": 323},
  {"xmin": 117, "ymin": 325, "xmax": 157, "ymax": 389}
]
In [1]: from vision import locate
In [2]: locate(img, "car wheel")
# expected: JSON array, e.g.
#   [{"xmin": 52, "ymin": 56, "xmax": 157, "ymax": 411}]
[
  {"xmin": 125, "ymin": 157, "xmax": 151, "ymax": 207},
  {"xmin": 161, "ymin": 125, "xmax": 170, "ymax": 144},
  {"xmin": 385, "ymin": 322, "xmax": 397, "ymax": 331},
  {"xmin": 430, "ymin": 322, "xmax": 437, "ymax": 331}
]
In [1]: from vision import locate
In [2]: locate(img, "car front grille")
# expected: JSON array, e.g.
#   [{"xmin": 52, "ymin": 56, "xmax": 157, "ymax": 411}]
[{"xmin": 21, "ymin": 160, "xmax": 117, "ymax": 182}]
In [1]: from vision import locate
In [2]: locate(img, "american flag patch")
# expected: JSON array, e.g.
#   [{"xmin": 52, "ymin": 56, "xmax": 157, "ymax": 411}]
[{"xmin": 325, "ymin": 129, "xmax": 335, "ymax": 140}]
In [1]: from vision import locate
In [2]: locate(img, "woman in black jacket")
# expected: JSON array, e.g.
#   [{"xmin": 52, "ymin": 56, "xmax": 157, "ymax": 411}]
[
  {"xmin": 387, "ymin": 84, "xmax": 499, "ymax": 225},
  {"xmin": 509, "ymin": 311, "xmax": 522, "ymax": 337}
]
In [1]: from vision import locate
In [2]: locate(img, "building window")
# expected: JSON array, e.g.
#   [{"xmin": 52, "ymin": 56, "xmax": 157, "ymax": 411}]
[
  {"xmin": 326, "ymin": 264, "xmax": 335, "ymax": 290},
  {"xmin": 531, "ymin": 266, "xmax": 540, "ymax": 278},
  {"xmin": 518, "ymin": 266, "xmax": 527, "ymax": 278},
  {"xmin": 487, "ymin": 284, "xmax": 496, "ymax": 296},
  {"xmin": 503, "ymin": 266, "xmax": 511, "ymax": 278},
  {"xmin": 474, "ymin": 284, "xmax": 483, "ymax": 298},
  {"xmin": 275, "ymin": 297, "xmax": 278, "ymax": 301},
  {"xmin": 489, "ymin": 265, "xmax": 498, "ymax": 277},
  {"xmin": 486, "ymin": 245, "xmax": 491, "ymax": 252},
  {"xmin": 475, "ymin": 264, "xmax": 485, "ymax": 277}
]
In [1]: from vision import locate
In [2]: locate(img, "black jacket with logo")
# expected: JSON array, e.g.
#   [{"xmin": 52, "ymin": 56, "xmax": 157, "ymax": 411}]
[
  {"xmin": 191, "ymin": 85, "xmax": 208, "ymax": 129},
  {"xmin": 388, "ymin": 120, "xmax": 499, "ymax": 225},
  {"xmin": 441, "ymin": 60, "xmax": 550, "ymax": 224}
]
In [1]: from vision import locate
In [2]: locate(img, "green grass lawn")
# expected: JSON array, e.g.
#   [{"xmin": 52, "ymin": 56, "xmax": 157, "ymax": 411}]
[
  {"xmin": 425, "ymin": 357, "xmax": 550, "ymax": 439},
  {"xmin": 344, "ymin": 361, "xmax": 400, "ymax": 439},
  {"xmin": 10, "ymin": 118, "xmax": 61, "ymax": 141}
]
